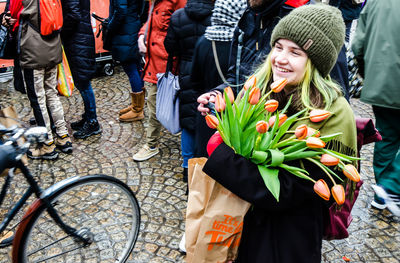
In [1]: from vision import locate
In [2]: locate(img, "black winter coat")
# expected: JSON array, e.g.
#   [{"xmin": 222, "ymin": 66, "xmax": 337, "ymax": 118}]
[
  {"xmin": 219, "ymin": 0, "xmax": 349, "ymax": 98},
  {"xmin": 108, "ymin": 0, "xmax": 142, "ymax": 63},
  {"xmin": 203, "ymin": 143, "xmax": 333, "ymax": 263},
  {"xmin": 164, "ymin": 0, "xmax": 213, "ymax": 131},
  {"xmin": 191, "ymin": 36, "xmax": 231, "ymax": 157},
  {"xmin": 329, "ymin": 0, "xmax": 363, "ymax": 21},
  {"xmin": 61, "ymin": 0, "xmax": 96, "ymax": 82}
]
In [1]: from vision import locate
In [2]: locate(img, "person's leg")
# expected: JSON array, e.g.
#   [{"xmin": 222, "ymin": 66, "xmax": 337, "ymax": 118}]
[
  {"xmin": 132, "ymin": 81, "xmax": 160, "ymax": 161},
  {"xmin": 181, "ymin": 128, "xmax": 195, "ymax": 182},
  {"xmin": 75, "ymin": 79, "xmax": 97, "ymax": 121},
  {"xmin": 121, "ymin": 62, "xmax": 143, "ymax": 93},
  {"xmin": 43, "ymin": 66, "xmax": 69, "ymax": 137},
  {"xmin": 373, "ymin": 106, "xmax": 400, "ymax": 194},
  {"xmin": 72, "ymin": 79, "xmax": 102, "ymax": 139},
  {"xmin": 119, "ymin": 62, "xmax": 145, "ymax": 121},
  {"xmin": 26, "ymin": 68, "xmax": 58, "ymax": 159}
]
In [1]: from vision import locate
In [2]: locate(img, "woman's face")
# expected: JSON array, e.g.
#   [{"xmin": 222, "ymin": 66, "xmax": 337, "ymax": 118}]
[{"xmin": 271, "ymin": 39, "xmax": 308, "ymax": 90}]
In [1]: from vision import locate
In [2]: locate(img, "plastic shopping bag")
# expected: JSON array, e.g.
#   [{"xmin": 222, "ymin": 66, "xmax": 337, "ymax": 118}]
[{"xmin": 57, "ymin": 47, "xmax": 74, "ymax": 97}]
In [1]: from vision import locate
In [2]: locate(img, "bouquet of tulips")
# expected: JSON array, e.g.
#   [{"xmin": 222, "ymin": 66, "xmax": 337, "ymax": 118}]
[{"xmin": 204, "ymin": 76, "xmax": 361, "ymax": 205}]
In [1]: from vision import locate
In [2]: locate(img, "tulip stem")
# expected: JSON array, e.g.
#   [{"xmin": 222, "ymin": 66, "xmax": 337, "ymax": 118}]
[
  {"xmin": 306, "ymin": 157, "xmax": 337, "ymax": 186},
  {"xmin": 273, "ymin": 135, "xmax": 296, "ymax": 148},
  {"xmin": 296, "ymin": 116, "xmax": 310, "ymax": 121}
]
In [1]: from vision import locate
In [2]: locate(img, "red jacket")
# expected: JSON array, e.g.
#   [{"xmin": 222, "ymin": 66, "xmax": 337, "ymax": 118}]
[{"xmin": 139, "ymin": 0, "xmax": 186, "ymax": 84}]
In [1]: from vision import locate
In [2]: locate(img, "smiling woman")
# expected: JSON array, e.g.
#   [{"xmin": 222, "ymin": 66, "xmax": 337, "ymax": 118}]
[{"xmin": 202, "ymin": 4, "xmax": 359, "ymax": 263}]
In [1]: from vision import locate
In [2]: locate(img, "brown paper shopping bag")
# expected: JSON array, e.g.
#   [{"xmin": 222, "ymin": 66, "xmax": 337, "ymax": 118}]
[
  {"xmin": 192, "ymin": 181, "xmax": 251, "ymax": 263},
  {"xmin": 186, "ymin": 158, "xmax": 216, "ymax": 262}
]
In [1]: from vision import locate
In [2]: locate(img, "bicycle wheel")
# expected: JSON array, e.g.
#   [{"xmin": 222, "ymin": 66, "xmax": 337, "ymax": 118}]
[{"xmin": 13, "ymin": 174, "xmax": 140, "ymax": 263}]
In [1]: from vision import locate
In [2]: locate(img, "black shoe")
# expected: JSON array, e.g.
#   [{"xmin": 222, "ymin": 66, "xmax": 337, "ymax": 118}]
[
  {"xmin": 73, "ymin": 120, "xmax": 102, "ymax": 139},
  {"xmin": 29, "ymin": 117, "xmax": 36, "ymax": 126},
  {"xmin": 71, "ymin": 118, "xmax": 86, "ymax": 131},
  {"xmin": 55, "ymin": 134, "xmax": 73, "ymax": 154}
]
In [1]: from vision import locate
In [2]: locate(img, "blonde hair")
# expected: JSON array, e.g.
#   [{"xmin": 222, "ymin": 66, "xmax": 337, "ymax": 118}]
[{"xmin": 253, "ymin": 53, "xmax": 342, "ymax": 111}]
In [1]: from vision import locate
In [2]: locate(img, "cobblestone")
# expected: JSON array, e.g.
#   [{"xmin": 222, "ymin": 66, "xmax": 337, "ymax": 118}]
[{"xmin": 0, "ymin": 68, "xmax": 399, "ymax": 262}]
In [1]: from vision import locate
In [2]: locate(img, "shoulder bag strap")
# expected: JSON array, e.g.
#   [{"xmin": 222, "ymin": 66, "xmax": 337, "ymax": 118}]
[
  {"xmin": 211, "ymin": 39, "xmax": 244, "ymax": 91},
  {"xmin": 143, "ymin": 0, "xmax": 156, "ymax": 43}
]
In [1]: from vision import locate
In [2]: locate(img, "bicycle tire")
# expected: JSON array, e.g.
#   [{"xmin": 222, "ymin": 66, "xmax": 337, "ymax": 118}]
[{"xmin": 13, "ymin": 174, "xmax": 140, "ymax": 263}]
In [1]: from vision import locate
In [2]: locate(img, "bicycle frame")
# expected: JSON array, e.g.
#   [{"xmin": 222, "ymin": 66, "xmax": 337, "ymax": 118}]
[{"xmin": 0, "ymin": 160, "xmax": 90, "ymax": 245}]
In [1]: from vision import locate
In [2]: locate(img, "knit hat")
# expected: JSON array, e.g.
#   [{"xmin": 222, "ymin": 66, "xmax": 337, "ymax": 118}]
[{"xmin": 270, "ymin": 4, "xmax": 345, "ymax": 77}]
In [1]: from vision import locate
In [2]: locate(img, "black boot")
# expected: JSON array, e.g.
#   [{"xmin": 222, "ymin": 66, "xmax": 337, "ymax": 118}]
[
  {"xmin": 73, "ymin": 120, "xmax": 102, "ymax": 139},
  {"xmin": 71, "ymin": 115, "xmax": 87, "ymax": 130}
]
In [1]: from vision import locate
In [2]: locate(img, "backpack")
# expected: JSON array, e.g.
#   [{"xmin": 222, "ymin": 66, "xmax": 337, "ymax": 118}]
[{"xmin": 37, "ymin": 0, "xmax": 63, "ymax": 36}]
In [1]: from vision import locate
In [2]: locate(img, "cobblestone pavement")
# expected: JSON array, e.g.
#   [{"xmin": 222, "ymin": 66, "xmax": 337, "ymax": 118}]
[{"xmin": 0, "ymin": 68, "xmax": 399, "ymax": 262}]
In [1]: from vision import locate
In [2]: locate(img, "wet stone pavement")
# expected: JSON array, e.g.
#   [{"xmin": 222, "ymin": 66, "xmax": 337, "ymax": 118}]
[{"xmin": 0, "ymin": 67, "xmax": 399, "ymax": 263}]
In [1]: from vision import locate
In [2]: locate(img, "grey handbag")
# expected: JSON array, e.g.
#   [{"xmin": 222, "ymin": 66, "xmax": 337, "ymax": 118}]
[{"xmin": 156, "ymin": 55, "xmax": 181, "ymax": 134}]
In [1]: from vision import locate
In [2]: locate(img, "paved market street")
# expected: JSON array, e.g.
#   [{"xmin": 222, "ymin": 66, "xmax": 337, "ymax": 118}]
[{"xmin": 0, "ymin": 68, "xmax": 399, "ymax": 262}]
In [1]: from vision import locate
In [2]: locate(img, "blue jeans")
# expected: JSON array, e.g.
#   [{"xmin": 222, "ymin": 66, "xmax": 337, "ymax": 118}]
[
  {"xmin": 75, "ymin": 79, "xmax": 97, "ymax": 121},
  {"xmin": 121, "ymin": 62, "xmax": 143, "ymax": 93},
  {"xmin": 181, "ymin": 129, "xmax": 195, "ymax": 168}
]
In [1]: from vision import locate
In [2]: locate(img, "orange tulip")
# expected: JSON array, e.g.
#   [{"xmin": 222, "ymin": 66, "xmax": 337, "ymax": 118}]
[
  {"xmin": 332, "ymin": 184, "xmax": 345, "ymax": 205},
  {"xmin": 264, "ymin": 99, "xmax": 279, "ymax": 112},
  {"xmin": 215, "ymin": 94, "xmax": 226, "ymax": 112},
  {"xmin": 314, "ymin": 179, "xmax": 330, "ymax": 201},
  {"xmin": 306, "ymin": 137, "xmax": 326, "ymax": 148},
  {"xmin": 309, "ymin": 109, "xmax": 331, "ymax": 122},
  {"xmin": 243, "ymin": 75, "xmax": 257, "ymax": 91},
  {"xmin": 295, "ymin": 124, "xmax": 308, "ymax": 140},
  {"xmin": 248, "ymin": 87, "xmax": 261, "ymax": 105},
  {"xmin": 256, "ymin": 121, "xmax": 269, "ymax": 134},
  {"xmin": 205, "ymin": 115, "xmax": 219, "ymax": 129},
  {"xmin": 343, "ymin": 164, "xmax": 360, "ymax": 182},
  {"xmin": 224, "ymin": 86, "xmax": 235, "ymax": 104},
  {"xmin": 268, "ymin": 114, "xmax": 287, "ymax": 128},
  {"xmin": 270, "ymin": 78, "xmax": 287, "ymax": 93},
  {"xmin": 306, "ymin": 127, "xmax": 320, "ymax": 138},
  {"xmin": 320, "ymin": 154, "xmax": 339, "ymax": 166}
]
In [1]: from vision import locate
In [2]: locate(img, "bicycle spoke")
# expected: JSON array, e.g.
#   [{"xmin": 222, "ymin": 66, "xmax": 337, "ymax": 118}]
[
  {"xmin": 32, "ymin": 243, "xmax": 87, "ymax": 263},
  {"xmin": 27, "ymin": 234, "xmax": 70, "ymax": 256}
]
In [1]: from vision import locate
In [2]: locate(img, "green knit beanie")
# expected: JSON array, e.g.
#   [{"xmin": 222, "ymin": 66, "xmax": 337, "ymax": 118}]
[{"xmin": 270, "ymin": 4, "xmax": 345, "ymax": 77}]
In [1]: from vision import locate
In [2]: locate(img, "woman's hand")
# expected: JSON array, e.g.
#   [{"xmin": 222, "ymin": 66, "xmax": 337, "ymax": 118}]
[
  {"xmin": 138, "ymin": 34, "xmax": 147, "ymax": 54},
  {"xmin": 197, "ymin": 90, "xmax": 222, "ymax": 116}
]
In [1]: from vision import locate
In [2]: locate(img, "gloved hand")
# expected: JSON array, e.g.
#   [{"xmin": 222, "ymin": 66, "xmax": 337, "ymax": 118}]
[
  {"xmin": 206, "ymin": 131, "xmax": 224, "ymax": 157},
  {"xmin": 0, "ymin": 144, "xmax": 17, "ymax": 174}
]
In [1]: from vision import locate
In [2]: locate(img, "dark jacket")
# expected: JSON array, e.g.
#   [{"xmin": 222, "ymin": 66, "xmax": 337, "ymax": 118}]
[
  {"xmin": 191, "ymin": 36, "xmax": 231, "ymax": 157},
  {"xmin": 108, "ymin": 0, "xmax": 143, "ymax": 63},
  {"xmin": 61, "ymin": 0, "xmax": 96, "ymax": 82},
  {"xmin": 330, "ymin": 0, "xmax": 363, "ymax": 21},
  {"xmin": 164, "ymin": 0, "xmax": 213, "ymax": 131},
  {"xmin": 203, "ymin": 143, "xmax": 332, "ymax": 263},
  {"xmin": 219, "ymin": 0, "xmax": 349, "ymax": 98}
]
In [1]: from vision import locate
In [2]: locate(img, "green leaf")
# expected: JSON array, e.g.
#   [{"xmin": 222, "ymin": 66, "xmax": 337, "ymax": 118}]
[
  {"xmin": 279, "ymin": 164, "xmax": 314, "ymax": 182},
  {"xmin": 251, "ymin": 151, "xmax": 270, "ymax": 164},
  {"xmin": 319, "ymin": 132, "xmax": 342, "ymax": 142},
  {"xmin": 321, "ymin": 149, "xmax": 362, "ymax": 161},
  {"xmin": 279, "ymin": 163, "xmax": 310, "ymax": 174},
  {"xmin": 284, "ymin": 149, "xmax": 320, "ymax": 162},
  {"xmin": 259, "ymin": 132, "xmax": 273, "ymax": 151},
  {"xmin": 281, "ymin": 141, "xmax": 307, "ymax": 154},
  {"xmin": 258, "ymin": 165, "xmax": 280, "ymax": 202},
  {"xmin": 280, "ymin": 95, "xmax": 293, "ymax": 115},
  {"xmin": 268, "ymin": 149, "xmax": 285, "ymax": 166}
]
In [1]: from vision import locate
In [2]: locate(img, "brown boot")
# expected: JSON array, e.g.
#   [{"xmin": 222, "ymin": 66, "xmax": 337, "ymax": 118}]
[
  {"xmin": 119, "ymin": 90, "xmax": 145, "ymax": 122},
  {"xmin": 119, "ymin": 93, "xmax": 134, "ymax": 116}
]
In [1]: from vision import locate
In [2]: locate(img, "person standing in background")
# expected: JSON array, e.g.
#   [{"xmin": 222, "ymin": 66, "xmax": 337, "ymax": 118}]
[
  {"xmin": 352, "ymin": 0, "xmax": 400, "ymax": 216},
  {"xmin": 190, "ymin": 0, "xmax": 247, "ymax": 158},
  {"xmin": 61, "ymin": 0, "xmax": 102, "ymax": 139},
  {"xmin": 111, "ymin": 0, "xmax": 145, "ymax": 123},
  {"xmin": 12, "ymin": 0, "xmax": 72, "ymax": 159},
  {"xmin": 163, "ymin": 0, "xmax": 214, "ymax": 183},
  {"xmin": 329, "ymin": 0, "xmax": 364, "ymax": 43},
  {"xmin": 132, "ymin": 0, "xmax": 186, "ymax": 162}
]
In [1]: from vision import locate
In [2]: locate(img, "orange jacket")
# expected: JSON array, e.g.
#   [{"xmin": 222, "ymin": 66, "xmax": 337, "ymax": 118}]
[{"xmin": 139, "ymin": 0, "xmax": 186, "ymax": 83}]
